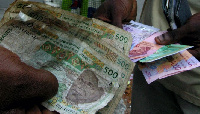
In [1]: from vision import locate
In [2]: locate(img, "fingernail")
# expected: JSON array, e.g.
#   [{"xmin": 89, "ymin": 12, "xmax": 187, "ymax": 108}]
[
  {"xmin": 155, "ymin": 36, "xmax": 161, "ymax": 43},
  {"xmin": 155, "ymin": 35, "xmax": 164, "ymax": 43}
]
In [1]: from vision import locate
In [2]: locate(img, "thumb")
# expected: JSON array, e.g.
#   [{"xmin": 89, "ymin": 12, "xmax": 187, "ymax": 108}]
[
  {"xmin": 188, "ymin": 48, "xmax": 200, "ymax": 61},
  {"xmin": 123, "ymin": 0, "xmax": 137, "ymax": 22},
  {"xmin": 111, "ymin": 13, "xmax": 123, "ymax": 28},
  {"xmin": 93, "ymin": 1, "xmax": 111, "ymax": 23},
  {"xmin": 0, "ymin": 46, "xmax": 58, "ymax": 110},
  {"xmin": 110, "ymin": 1, "xmax": 124, "ymax": 28},
  {"xmin": 155, "ymin": 25, "xmax": 188, "ymax": 45}
]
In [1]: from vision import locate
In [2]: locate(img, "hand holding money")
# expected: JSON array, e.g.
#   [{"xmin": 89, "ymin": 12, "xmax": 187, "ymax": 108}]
[
  {"xmin": 0, "ymin": 46, "xmax": 58, "ymax": 112},
  {"xmin": 0, "ymin": 2, "xmax": 135, "ymax": 112},
  {"xmin": 93, "ymin": 0, "xmax": 137, "ymax": 28},
  {"xmin": 124, "ymin": 21, "xmax": 199, "ymax": 84},
  {"xmin": 155, "ymin": 12, "xmax": 200, "ymax": 60}
]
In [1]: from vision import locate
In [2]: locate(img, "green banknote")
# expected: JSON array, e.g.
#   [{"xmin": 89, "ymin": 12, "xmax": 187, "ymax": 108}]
[
  {"xmin": 0, "ymin": 2, "xmax": 134, "ymax": 113},
  {"xmin": 0, "ymin": 11, "xmax": 134, "ymax": 114},
  {"xmin": 1, "ymin": 0, "xmax": 132, "ymax": 56},
  {"xmin": 139, "ymin": 44, "xmax": 193, "ymax": 62}
]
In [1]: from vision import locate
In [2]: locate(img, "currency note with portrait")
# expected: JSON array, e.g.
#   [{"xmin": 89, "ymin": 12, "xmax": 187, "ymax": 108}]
[{"xmin": 0, "ymin": 11, "xmax": 134, "ymax": 114}]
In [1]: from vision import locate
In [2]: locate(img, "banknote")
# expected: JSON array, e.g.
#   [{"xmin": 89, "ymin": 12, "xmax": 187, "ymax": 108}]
[
  {"xmin": 128, "ymin": 30, "xmax": 193, "ymax": 63},
  {"xmin": 1, "ymin": 0, "xmax": 132, "ymax": 56},
  {"xmin": 0, "ymin": 12, "xmax": 134, "ymax": 114},
  {"xmin": 18, "ymin": 6, "xmax": 135, "ymax": 113},
  {"xmin": 129, "ymin": 20, "xmax": 159, "ymax": 33},
  {"xmin": 123, "ymin": 21, "xmax": 159, "ymax": 48},
  {"xmin": 138, "ymin": 50, "xmax": 200, "ymax": 84},
  {"xmin": 2, "ymin": 2, "xmax": 135, "ymax": 113},
  {"xmin": 129, "ymin": 31, "xmax": 166, "ymax": 62},
  {"xmin": 140, "ymin": 44, "xmax": 193, "ymax": 62}
]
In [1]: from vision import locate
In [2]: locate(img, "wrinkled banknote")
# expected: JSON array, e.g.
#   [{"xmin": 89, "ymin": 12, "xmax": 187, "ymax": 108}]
[
  {"xmin": 140, "ymin": 44, "xmax": 193, "ymax": 62},
  {"xmin": 19, "ymin": 5, "xmax": 134, "ymax": 71},
  {"xmin": 1, "ymin": 2, "xmax": 135, "ymax": 113},
  {"xmin": 0, "ymin": 12, "xmax": 134, "ymax": 114},
  {"xmin": 2, "ymin": 0, "xmax": 132, "ymax": 56},
  {"xmin": 19, "ymin": 5, "xmax": 134, "ymax": 113},
  {"xmin": 138, "ymin": 50, "xmax": 200, "ymax": 84}
]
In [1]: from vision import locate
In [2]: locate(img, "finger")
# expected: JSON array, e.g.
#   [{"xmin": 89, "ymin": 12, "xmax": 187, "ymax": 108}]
[
  {"xmin": 26, "ymin": 105, "xmax": 42, "ymax": 114},
  {"xmin": 17, "ymin": 63, "xmax": 59, "ymax": 102},
  {"xmin": 42, "ymin": 108, "xmax": 58, "ymax": 114},
  {"xmin": 0, "ymin": 46, "xmax": 20, "ymax": 63},
  {"xmin": 111, "ymin": 14, "xmax": 123, "ymax": 28},
  {"xmin": 155, "ymin": 24, "xmax": 189, "ymax": 45},
  {"xmin": 93, "ymin": 1, "xmax": 111, "ymax": 23},
  {"xmin": 155, "ymin": 29, "xmax": 181, "ymax": 45},
  {"xmin": 138, "ymin": 62, "xmax": 146, "ymax": 67},
  {"xmin": 180, "ymin": 34, "xmax": 200, "ymax": 46},
  {"xmin": 110, "ymin": 2, "xmax": 124, "ymax": 28},
  {"xmin": 166, "ymin": 56, "xmax": 174, "ymax": 62},
  {"xmin": 0, "ymin": 47, "xmax": 59, "ymax": 110},
  {"xmin": 111, "ymin": 0, "xmax": 134, "ymax": 28},
  {"xmin": 38, "ymin": 104, "xmax": 59, "ymax": 114},
  {"xmin": 188, "ymin": 48, "xmax": 200, "ymax": 61},
  {"xmin": 123, "ymin": 0, "xmax": 137, "ymax": 22}
]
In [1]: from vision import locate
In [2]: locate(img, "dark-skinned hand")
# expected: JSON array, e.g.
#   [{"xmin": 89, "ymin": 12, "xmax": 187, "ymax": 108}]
[
  {"xmin": 155, "ymin": 12, "xmax": 200, "ymax": 61},
  {"xmin": 0, "ymin": 46, "xmax": 58, "ymax": 113},
  {"xmin": 93, "ymin": 0, "xmax": 137, "ymax": 28}
]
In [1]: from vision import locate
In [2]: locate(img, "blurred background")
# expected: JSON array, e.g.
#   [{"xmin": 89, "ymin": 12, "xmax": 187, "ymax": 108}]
[{"xmin": 0, "ymin": 0, "xmax": 145, "ymax": 22}]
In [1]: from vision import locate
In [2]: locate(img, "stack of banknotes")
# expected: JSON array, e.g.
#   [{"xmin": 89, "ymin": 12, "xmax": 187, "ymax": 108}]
[
  {"xmin": 1, "ymin": 0, "xmax": 199, "ymax": 113},
  {"xmin": 0, "ymin": 0, "xmax": 135, "ymax": 113},
  {"xmin": 124, "ymin": 21, "xmax": 200, "ymax": 84}
]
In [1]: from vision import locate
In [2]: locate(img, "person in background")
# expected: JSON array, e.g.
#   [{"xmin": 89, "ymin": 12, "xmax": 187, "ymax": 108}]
[{"xmin": 94, "ymin": 0, "xmax": 200, "ymax": 113}]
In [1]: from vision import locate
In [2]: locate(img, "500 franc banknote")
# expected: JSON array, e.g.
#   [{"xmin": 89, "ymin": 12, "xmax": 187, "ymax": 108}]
[
  {"xmin": 1, "ymin": 0, "xmax": 132, "ymax": 56},
  {"xmin": 14, "ymin": 5, "xmax": 135, "ymax": 113},
  {"xmin": 0, "ymin": 12, "xmax": 134, "ymax": 114}
]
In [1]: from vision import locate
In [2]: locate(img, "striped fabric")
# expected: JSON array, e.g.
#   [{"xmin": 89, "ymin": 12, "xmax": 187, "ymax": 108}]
[{"xmin": 61, "ymin": 0, "xmax": 105, "ymax": 17}]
